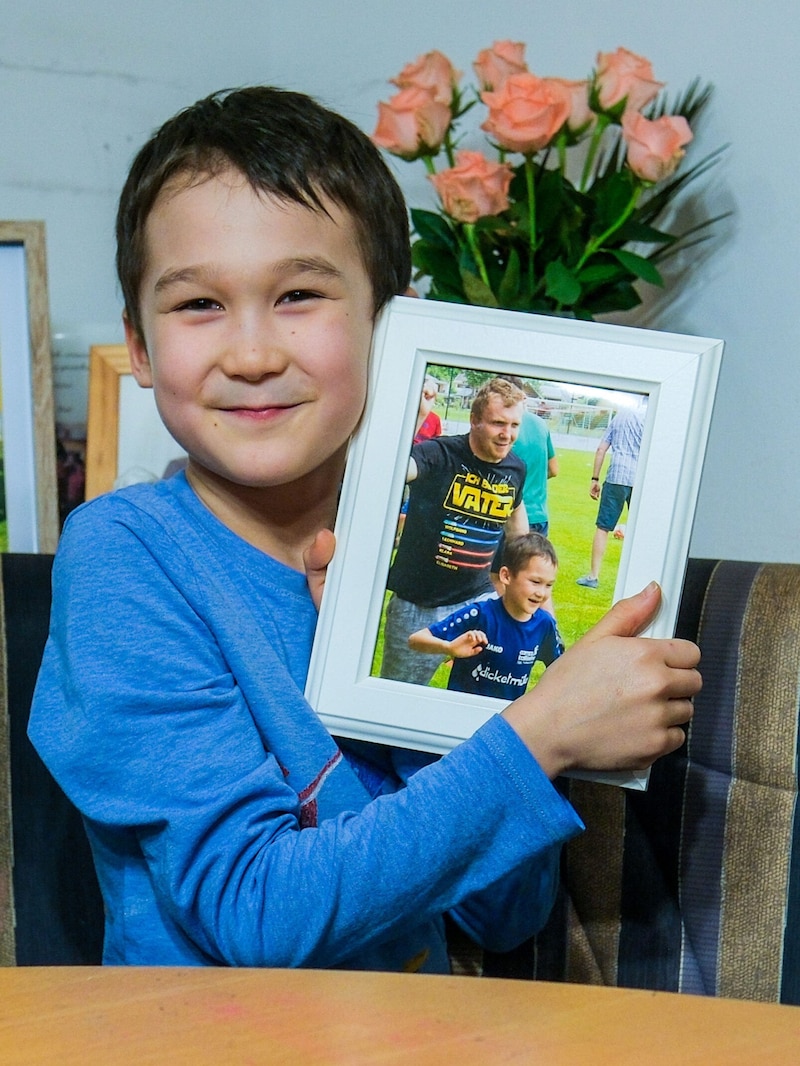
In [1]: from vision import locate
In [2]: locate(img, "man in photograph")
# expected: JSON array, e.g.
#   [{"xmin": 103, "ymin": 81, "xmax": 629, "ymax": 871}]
[
  {"xmin": 576, "ymin": 401, "xmax": 645, "ymax": 590},
  {"xmin": 379, "ymin": 377, "xmax": 528, "ymax": 687}
]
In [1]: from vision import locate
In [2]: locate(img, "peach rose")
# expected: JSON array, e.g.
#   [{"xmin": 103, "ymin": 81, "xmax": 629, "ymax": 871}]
[
  {"xmin": 594, "ymin": 47, "xmax": 664, "ymax": 114},
  {"xmin": 622, "ymin": 111, "xmax": 693, "ymax": 182},
  {"xmin": 391, "ymin": 50, "xmax": 461, "ymax": 105},
  {"xmin": 373, "ymin": 86, "xmax": 452, "ymax": 158},
  {"xmin": 473, "ymin": 40, "xmax": 527, "ymax": 91},
  {"xmin": 481, "ymin": 73, "xmax": 572, "ymax": 154},
  {"xmin": 549, "ymin": 78, "xmax": 595, "ymax": 135},
  {"xmin": 429, "ymin": 150, "xmax": 513, "ymax": 223}
]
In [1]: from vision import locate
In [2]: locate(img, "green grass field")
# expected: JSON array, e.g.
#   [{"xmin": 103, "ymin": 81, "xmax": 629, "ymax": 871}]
[{"xmin": 368, "ymin": 431, "xmax": 624, "ymax": 691}]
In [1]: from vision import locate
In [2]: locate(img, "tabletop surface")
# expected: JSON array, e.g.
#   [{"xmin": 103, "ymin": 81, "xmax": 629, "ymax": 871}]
[{"xmin": 0, "ymin": 966, "xmax": 798, "ymax": 1064}]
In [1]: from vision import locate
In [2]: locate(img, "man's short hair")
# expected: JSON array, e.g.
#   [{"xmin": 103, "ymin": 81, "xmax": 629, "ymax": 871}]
[
  {"xmin": 116, "ymin": 86, "xmax": 411, "ymax": 337},
  {"xmin": 470, "ymin": 378, "xmax": 527, "ymax": 423},
  {"xmin": 501, "ymin": 532, "xmax": 559, "ymax": 574}
]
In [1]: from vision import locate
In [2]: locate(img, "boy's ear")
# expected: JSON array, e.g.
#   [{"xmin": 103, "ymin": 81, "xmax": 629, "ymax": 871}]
[
  {"xmin": 498, "ymin": 565, "xmax": 511, "ymax": 586},
  {"xmin": 124, "ymin": 313, "xmax": 153, "ymax": 388}
]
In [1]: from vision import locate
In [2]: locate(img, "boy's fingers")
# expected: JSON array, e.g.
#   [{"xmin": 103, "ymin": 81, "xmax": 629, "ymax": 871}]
[{"xmin": 303, "ymin": 529, "xmax": 336, "ymax": 611}]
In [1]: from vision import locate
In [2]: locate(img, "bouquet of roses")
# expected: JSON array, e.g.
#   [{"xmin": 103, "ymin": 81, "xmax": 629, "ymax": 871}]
[{"xmin": 372, "ymin": 43, "xmax": 726, "ymax": 319}]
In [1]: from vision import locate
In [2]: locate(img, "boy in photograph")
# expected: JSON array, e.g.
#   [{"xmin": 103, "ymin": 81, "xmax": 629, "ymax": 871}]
[
  {"xmin": 28, "ymin": 87, "xmax": 701, "ymax": 973},
  {"xmin": 409, "ymin": 533, "xmax": 562, "ymax": 701}
]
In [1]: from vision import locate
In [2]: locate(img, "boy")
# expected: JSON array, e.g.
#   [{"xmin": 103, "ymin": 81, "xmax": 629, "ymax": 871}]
[
  {"xmin": 409, "ymin": 533, "xmax": 562, "ymax": 701},
  {"xmin": 28, "ymin": 87, "xmax": 701, "ymax": 972}
]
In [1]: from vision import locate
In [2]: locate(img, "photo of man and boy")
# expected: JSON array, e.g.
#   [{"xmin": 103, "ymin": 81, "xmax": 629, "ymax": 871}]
[{"xmin": 373, "ymin": 365, "xmax": 648, "ymax": 701}]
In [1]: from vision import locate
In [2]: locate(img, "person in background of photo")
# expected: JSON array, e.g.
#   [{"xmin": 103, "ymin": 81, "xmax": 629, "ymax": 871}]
[
  {"xmin": 513, "ymin": 408, "xmax": 558, "ymax": 536},
  {"xmin": 408, "ymin": 532, "xmax": 563, "ymax": 701},
  {"xmin": 395, "ymin": 375, "xmax": 444, "ymax": 545},
  {"xmin": 577, "ymin": 403, "xmax": 646, "ymax": 590},
  {"xmin": 414, "ymin": 376, "xmax": 442, "ymax": 444}
]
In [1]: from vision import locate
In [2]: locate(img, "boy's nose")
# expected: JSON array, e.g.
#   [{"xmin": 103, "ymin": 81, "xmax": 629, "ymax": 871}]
[{"xmin": 222, "ymin": 323, "xmax": 289, "ymax": 379}]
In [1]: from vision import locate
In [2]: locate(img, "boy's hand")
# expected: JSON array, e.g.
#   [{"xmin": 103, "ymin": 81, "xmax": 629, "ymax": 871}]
[
  {"xmin": 449, "ymin": 630, "xmax": 489, "ymax": 659},
  {"xmin": 502, "ymin": 582, "xmax": 701, "ymax": 778},
  {"xmin": 303, "ymin": 529, "xmax": 336, "ymax": 611}
]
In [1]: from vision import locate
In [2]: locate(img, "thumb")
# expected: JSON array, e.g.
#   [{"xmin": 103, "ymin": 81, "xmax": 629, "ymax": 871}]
[
  {"xmin": 303, "ymin": 528, "xmax": 336, "ymax": 611},
  {"xmin": 583, "ymin": 581, "xmax": 662, "ymax": 642}
]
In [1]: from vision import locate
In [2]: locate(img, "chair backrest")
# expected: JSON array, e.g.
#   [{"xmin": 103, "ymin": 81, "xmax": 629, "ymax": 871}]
[
  {"xmin": 483, "ymin": 559, "xmax": 800, "ymax": 1004},
  {"xmin": 0, "ymin": 553, "xmax": 103, "ymax": 965}
]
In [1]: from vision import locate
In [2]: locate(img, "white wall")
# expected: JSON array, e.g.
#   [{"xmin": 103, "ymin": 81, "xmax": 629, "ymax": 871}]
[{"xmin": 2, "ymin": 1, "xmax": 798, "ymax": 561}]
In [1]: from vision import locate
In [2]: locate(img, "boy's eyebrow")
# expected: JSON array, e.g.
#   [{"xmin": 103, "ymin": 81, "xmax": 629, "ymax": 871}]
[{"xmin": 153, "ymin": 257, "xmax": 346, "ymax": 294}]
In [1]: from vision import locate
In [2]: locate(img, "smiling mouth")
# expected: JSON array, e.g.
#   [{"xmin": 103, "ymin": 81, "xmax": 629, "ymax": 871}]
[
  {"xmin": 214, "ymin": 405, "xmax": 301, "ymax": 427},
  {"xmin": 221, "ymin": 401, "xmax": 300, "ymax": 416}
]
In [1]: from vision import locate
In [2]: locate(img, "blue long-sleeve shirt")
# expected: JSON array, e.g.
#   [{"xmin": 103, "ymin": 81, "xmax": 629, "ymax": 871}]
[{"xmin": 29, "ymin": 473, "xmax": 582, "ymax": 970}]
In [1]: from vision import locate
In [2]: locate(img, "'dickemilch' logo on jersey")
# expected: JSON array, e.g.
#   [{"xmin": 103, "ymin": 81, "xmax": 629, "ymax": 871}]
[{"xmin": 444, "ymin": 472, "xmax": 516, "ymax": 521}]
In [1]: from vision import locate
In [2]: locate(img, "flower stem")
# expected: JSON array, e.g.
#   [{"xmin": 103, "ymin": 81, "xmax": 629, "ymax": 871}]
[
  {"xmin": 579, "ymin": 114, "xmax": 610, "ymax": 192},
  {"xmin": 422, "ymin": 155, "xmax": 437, "ymax": 176},
  {"xmin": 464, "ymin": 223, "xmax": 490, "ymax": 288},
  {"xmin": 557, "ymin": 134, "xmax": 567, "ymax": 176},
  {"xmin": 525, "ymin": 155, "xmax": 536, "ymax": 289},
  {"xmin": 575, "ymin": 183, "xmax": 643, "ymax": 271}
]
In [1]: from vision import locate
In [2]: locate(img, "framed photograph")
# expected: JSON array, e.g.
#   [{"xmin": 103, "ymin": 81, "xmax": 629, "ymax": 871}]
[
  {"xmin": 0, "ymin": 221, "xmax": 58, "ymax": 553},
  {"xmin": 85, "ymin": 344, "xmax": 186, "ymax": 499},
  {"xmin": 306, "ymin": 296, "xmax": 723, "ymax": 788}
]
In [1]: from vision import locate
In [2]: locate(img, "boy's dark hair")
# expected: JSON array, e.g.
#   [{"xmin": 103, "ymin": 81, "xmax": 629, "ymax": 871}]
[
  {"xmin": 116, "ymin": 86, "xmax": 412, "ymax": 337},
  {"xmin": 501, "ymin": 532, "xmax": 559, "ymax": 574},
  {"xmin": 470, "ymin": 377, "xmax": 527, "ymax": 423}
]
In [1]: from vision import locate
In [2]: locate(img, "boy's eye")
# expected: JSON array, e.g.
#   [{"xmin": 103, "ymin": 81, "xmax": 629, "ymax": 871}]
[
  {"xmin": 175, "ymin": 297, "xmax": 222, "ymax": 312},
  {"xmin": 278, "ymin": 289, "xmax": 320, "ymax": 304}
]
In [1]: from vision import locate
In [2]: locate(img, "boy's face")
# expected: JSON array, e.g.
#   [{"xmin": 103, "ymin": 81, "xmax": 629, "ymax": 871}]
[
  {"xmin": 126, "ymin": 168, "xmax": 375, "ymax": 502},
  {"xmin": 499, "ymin": 555, "xmax": 557, "ymax": 621}
]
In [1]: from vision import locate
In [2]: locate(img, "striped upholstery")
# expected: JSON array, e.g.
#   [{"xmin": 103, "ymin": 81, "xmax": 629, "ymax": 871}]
[{"xmin": 485, "ymin": 559, "xmax": 800, "ymax": 1004}]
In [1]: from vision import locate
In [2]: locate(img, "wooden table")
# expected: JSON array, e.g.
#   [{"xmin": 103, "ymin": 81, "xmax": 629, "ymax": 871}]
[{"xmin": 0, "ymin": 967, "xmax": 797, "ymax": 1064}]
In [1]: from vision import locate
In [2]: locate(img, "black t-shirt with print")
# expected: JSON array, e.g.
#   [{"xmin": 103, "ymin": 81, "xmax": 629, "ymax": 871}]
[{"xmin": 388, "ymin": 434, "xmax": 526, "ymax": 608}]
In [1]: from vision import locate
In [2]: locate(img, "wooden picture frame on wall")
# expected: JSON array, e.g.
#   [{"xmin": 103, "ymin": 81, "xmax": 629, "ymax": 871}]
[
  {"xmin": 85, "ymin": 345, "xmax": 130, "ymax": 499},
  {"xmin": 0, "ymin": 221, "xmax": 58, "ymax": 553},
  {"xmin": 85, "ymin": 344, "xmax": 185, "ymax": 499}
]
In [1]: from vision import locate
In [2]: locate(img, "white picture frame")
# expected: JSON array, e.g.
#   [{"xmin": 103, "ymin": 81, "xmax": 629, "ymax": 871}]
[{"xmin": 306, "ymin": 296, "xmax": 723, "ymax": 788}]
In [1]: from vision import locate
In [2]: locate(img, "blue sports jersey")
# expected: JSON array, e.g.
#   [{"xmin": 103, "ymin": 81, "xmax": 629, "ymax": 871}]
[{"xmin": 429, "ymin": 595, "xmax": 563, "ymax": 702}]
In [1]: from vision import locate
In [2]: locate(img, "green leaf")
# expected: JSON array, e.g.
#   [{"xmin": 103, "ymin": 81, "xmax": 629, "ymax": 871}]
[
  {"xmin": 498, "ymin": 249, "xmax": 521, "ymax": 306},
  {"xmin": 616, "ymin": 219, "xmax": 674, "ymax": 246},
  {"xmin": 577, "ymin": 261, "xmax": 628, "ymax": 287},
  {"xmin": 590, "ymin": 170, "xmax": 637, "ymax": 233},
  {"xmin": 610, "ymin": 249, "xmax": 664, "ymax": 286},
  {"xmin": 411, "ymin": 241, "xmax": 463, "ymax": 292},
  {"xmin": 460, "ymin": 268, "xmax": 499, "ymax": 307},
  {"xmin": 425, "ymin": 288, "xmax": 469, "ymax": 305},
  {"xmin": 584, "ymin": 282, "xmax": 642, "ymax": 315},
  {"xmin": 544, "ymin": 260, "xmax": 582, "ymax": 306},
  {"xmin": 410, "ymin": 209, "xmax": 458, "ymax": 251}
]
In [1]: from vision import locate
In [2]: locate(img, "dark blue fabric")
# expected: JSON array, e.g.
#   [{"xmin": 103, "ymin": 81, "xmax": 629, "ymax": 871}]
[{"xmin": 3, "ymin": 553, "xmax": 103, "ymax": 964}]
